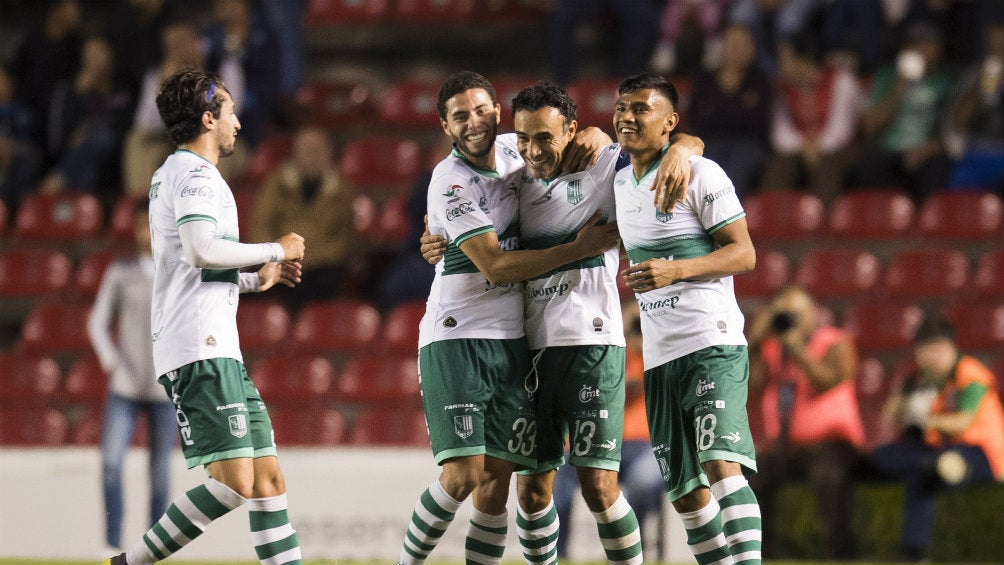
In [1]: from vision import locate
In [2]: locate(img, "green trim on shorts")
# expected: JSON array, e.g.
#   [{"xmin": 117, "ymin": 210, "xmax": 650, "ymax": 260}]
[
  {"xmin": 434, "ymin": 445, "xmax": 486, "ymax": 465},
  {"xmin": 701, "ymin": 449, "xmax": 757, "ymax": 471},
  {"xmin": 187, "ymin": 447, "xmax": 253, "ymax": 468}
]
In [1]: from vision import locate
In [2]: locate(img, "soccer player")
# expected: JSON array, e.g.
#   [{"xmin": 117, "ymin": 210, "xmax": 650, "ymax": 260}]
[
  {"xmin": 421, "ymin": 82, "xmax": 704, "ymax": 565},
  {"xmin": 397, "ymin": 71, "xmax": 621, "ymax": 565},
  {"xmin": 104, "ymin": 69, "xmax": 306, "ymax": 565},
  {"xmin": 614, "ymin": 73, "xmax": 761, "ymax": 565}
]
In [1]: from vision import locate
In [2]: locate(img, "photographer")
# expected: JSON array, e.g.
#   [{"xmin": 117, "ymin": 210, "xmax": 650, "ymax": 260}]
[{"xmin": 747, "ymin": 285, "xmax": 864, "ymax": 560}]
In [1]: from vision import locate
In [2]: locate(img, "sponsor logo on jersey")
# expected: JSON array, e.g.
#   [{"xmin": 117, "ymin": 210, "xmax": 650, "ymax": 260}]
[
  {"xmin": 189, "ymin": 165, "xmax": 209, "ymax": 173},
  {"xmin": 579, "ymin": 384, "xmax": 600, "ymax": 403},
  {"xmin": 454, "ymin": 415, "xmax": 474, "ymax": 439},
  {"xmin": 149, "ymin": 181, "xmax": 160, "ymax": 200},
  {"xmin": 443, "ymin": 184, "xmax": 464, "ymax": 197},
  {"xmin": 615, "ymin": 178, "xmax": 627, "ymax": 186},
  {"xmin": 592, "ymin": 317, "xmax": 603, "ymax": 332},
  {"xmin": 639, "ymin": 296, "xmax": 680, "ymax": 313},
  {"xmin": 498, "ymin": 235, "xmax": 519, "ymax": 250},
  {"xmin": 566, "ymin": 180, "xmax": 583, "ymax": 205},
  {"xmin": 656, "ymin": 209, "xmax": 673, "ymax": 223},
  {"xmin": 503, "ymin": 146, "xmax": 520, "ymax": 160},
  {"xmin": 181, "ymin": 185, "xmax": 214, "ymax": 198},
  {"xmin": 500, "ymin": 184, "xmax": 517, "ymax": 202},
  {"xmin": 445, "ymin": 197, "xmax": 475, "ymax": 221},
  {"xmin": 479, "ymin": 196, "xmax": 489, "ymax": 213},
  {"xmin": 526, "ymin": 282, "xmax": 571, "ymax": 301},
  {"xmin": 719, "ymin": 431, "xmax": 741, "ymax": 443},
  {"xmin": 205, "ymin": 335, "xmax": 216, "ymax": 346},
  {"xmin": 704, "ymin": 189, "xmax": 729, "ymax": 205},
  {"xmin": 598, "ymin": 438, "xmax": 617, "ymax": 451},
  {"xmin": 443, "ymin": 316, "xmax": 457, "ymax": 328},
  {"xmin": 228, "ymin": 414, "xmax": 248, "ymax": 438},
  {"xmin": 530, "ymin": 184, "xmax": 558, "ymax": 205},
  {"xmin": 696, "ymin": 378, "xmax": 716, "ymax": 397}
]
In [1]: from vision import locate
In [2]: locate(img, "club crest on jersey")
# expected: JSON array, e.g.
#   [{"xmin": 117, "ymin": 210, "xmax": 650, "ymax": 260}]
[
  {"xmin": 503, "ymin": 146, "xmax": 520, "ymax": 160},
  {"xmin": 479, "ymin": 196, "xmax": 489, "ymax": 213},
  {"xmin": 566, "ymin": 180, "xmax": 583, "ymax": 205},
  {"xmin": 592, "ymin": 317, "xmax": 603, "ymax": 332},
  {"xmin": 149, "ymin": 181, "xmax": 160, "ymax": 200},
  {"xmin": 656, "ymin": 209, "xmax": 674, "ymax": 223},
  {"xmin": 228, "ymin": 414, "xmax": 248, "ymax": 438},
  {"xmin": 443, "ymin": 184, "xmax": 464, "ymax": 197},
  {"xmin": 454, "ymin": 415, "xmax": 474, "ymax": 439}
]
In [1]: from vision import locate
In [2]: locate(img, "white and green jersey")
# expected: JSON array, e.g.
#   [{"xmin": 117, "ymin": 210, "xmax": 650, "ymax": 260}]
[
  {"xmin": 614, "ymin": 151, "xmax": 748, "ymax": 370},
  {"xmin": 519, "ymin": 143, "xmax": 626, "ymax": 349},
  {"xmin": 419, "ymin": 134, "xmax": 526, "ymax": 347},
  {"xmin": 149, "ymin": 150, "xmax": 243, "ymax": 376}
]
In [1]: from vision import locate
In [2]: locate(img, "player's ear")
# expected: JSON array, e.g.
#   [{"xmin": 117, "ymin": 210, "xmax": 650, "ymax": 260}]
[
  {"xmin": 202, "ymin": 110, "xmax": 216, "ymax": 131},
  {"xmin": 440, "ymin": 118, "xmax": 451, "ymax": 136},
  {"xmin": 663, "ymin": 112, "xmax": 680, "ymax": 135},
  {"xmin": 566, "ymin": 119, "xmax": 578, "ymax": 139}
]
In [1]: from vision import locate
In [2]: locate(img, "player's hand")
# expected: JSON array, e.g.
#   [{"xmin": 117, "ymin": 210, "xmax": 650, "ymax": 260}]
[
  {"xmin": 258, "ymin": 260, "xmax": 302, "ymax": 292},
  {"xmin": 420, "ymin": 215, "xmax": 447, "ymax": 265},
  {"xmin": 621, "ymin": 258, "xmax": 679, "ymax": 292},
  {"xmin": 562, "ymin": 126, "xmax": 613, "ymax": 174},
  {"xmin": 276, "ymin": 232, "xmax": 305, "ymax": 261},
  {"xmin": 572, "ymin": 211, "xmax": 620, "ymax": 258},
  {"xmin": 651, "ymin": 142, "xmax": 694, "ymax": 214}
]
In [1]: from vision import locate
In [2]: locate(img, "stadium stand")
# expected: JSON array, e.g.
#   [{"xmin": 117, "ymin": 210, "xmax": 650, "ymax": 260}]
[
  {"xmin": 918, "ymin": 190, "xmax": 1003, "ymax": 240},
  {"xmin": 974, "ymin": 249, "xmax": 1004, "ymax": 297},
  {"xmin": 743, "ymin": 190, "xmax": 825, "ymax": 240},
  {"xmin": 793, "ymin": 249, "xmax": 881, "ymax": 299},
  {"xmin": 734, "ymin": 249, "xmax": 789, "ymax": 298},
  {"xmin": 292, "ymin": 298, "xmax": 382, "ymax": 354},
  {"xmin": 12, "ymin": 192, "xmax": 105, "ymax": 242},
  {"xmin": 380, "ymin": 299, "xmax": 425, "ymax": 355},
  {"xmin": 843, "ymin": 302, "xmax": 925, "ymax": 355},
  {"xmin": 0, "ymin": 249, "xmax": 73, "ymax": 297},
  {"xmin": 296, "ymin": 80, "xmax": 376, "ymax": 129},
  {"xmin": 347, "ymin": 406, "xmax": 429, "ymax": 446},
  {"xmin": 235, "ymin": 300, "xmax": 292, "ymax": 357},
  {"xmin": 335, "ymin": 354, "xmax": 420, "ymax": 403},
  {"xmin": 883, "ymin": 248, "xmax": 970, "ymax": 299},
  {"xmin": 828, "ymin": 189, "xmax": 915, "ymax": 240}
]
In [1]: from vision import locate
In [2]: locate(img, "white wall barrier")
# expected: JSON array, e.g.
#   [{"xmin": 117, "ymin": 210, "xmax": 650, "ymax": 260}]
[{"xmin": 0, "ymin": 447, "xmax": 693, "ymax": 562}]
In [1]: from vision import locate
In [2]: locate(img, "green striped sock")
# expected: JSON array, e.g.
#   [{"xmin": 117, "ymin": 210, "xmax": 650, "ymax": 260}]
[
  {"xmin": 399, "ymin": 480, "xmax": 461, "ymax": 565},
  {"xmin": 249, "ymin": 493, "xmax": 302, "ymax": 564},
  {"xmin": 516, "ymin": 500, "xmax": 559, "ymax": 564},
  {"xmin": 593, "ymin": 492, "xmax": 644, "ymax": 565},
  {"xmin": 466, "ymin": 508, "xmax": 508, "ymax": 565},
  {"xmin": 712, "ymin": 476, "xmax": 762, "ymax": 565},
  {"xmin": 126, "ymin": 478, "xmax": 245, "ymax": 565},
  {"xmin": 678, "ymin": 496, "xmax": 732, "ymax": 565}
]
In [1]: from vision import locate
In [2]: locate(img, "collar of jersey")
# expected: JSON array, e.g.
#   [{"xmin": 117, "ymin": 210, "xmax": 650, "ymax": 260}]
[
  {"xmin": 631, "ymin": 142, "xmax": 671, "ymax": 186},
  {"xmin": 452, "ymin": 145, "xmax": 501, "ymax": 179},
  {"xmin": 175, "ymin": 149, "xmax": 214, "ymax": 165}
]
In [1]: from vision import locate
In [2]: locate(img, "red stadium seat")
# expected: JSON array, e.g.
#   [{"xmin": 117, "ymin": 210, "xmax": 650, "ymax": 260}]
[
  {"xmin": 382, "ymin": 300, "xmax": 426, "ymax": 355},
  {"xmin": 73, "ymin": 250, "xmax": 116, "ymax": 298},
  {"xmin": 18, "ymin": 303, "xmax": 93, "ymax": 355},
  {"xmin": 297, "ymin": 80, "xmax": 375, "ymax": 129},
  {"xmin": 883, "ymin": 248, "xmax": 970, "ymax": 298},
  {"xmin": 393, "ymin": 0, "xmax": 474, "ymax": 23},
  {"xmin": 304, "ymin": 0, "xmax": 390, "ymax": 25},
  {"xmin": 236, "ymin": 301, "xmax": 292, "ymax": 355},
  {"xmin": 248, "ymin": 355, "xmax": 335, "ymax": 403},
  {"xmin": 232, "ymin": 189, "xmax": 257, "ymax": 241},
  {"xmin": 64, "ymin": 356, "xmax": 107, "ymax": 405},
  {"xmin": 974, "ymin": 250, "xmax": 1004, "ymax": 298},
  {"xmin": 0, "ymin": 407, "xmax": 69, "ymax": 445},
  {"xmin": 843, "ymin": 303, "xmax": 924, "ymax": 353},
  {"xmin": 13, "ymin": 192, "xmax": 104, "ymax": 241},
  {"xmin": 855, "ymin": 357, "xmax": 897, "ymax": 449},
  {"xmin": 918, "ymin": 191, "xmax": 1003, "ymax": 240},
  {"xmin": 356, "ymin": 194, "xmax": 412, "ymax": 243},
  {"xmin": 734, "ymin": 250, "xmax": 790, "ymax": 297},
  {"xmin": 292, "ymin": 299, "xmax": 382, "ymax": 353},
  {"xmin": 0, "ymin": 354, "xmax": 62, "ymax": 405},
  {"xmin": 246, "ymin": 134, "xmax": 293, "ymax": 181},
  {"xmin": 108, "ymin": 195, "xmax": 140, "ymax": 241},
  {"xmin": 0, "ymin": 198, "xmax": 7, "ymax": 236},
  {"xmin": 743, "ymin": 191, "xmax": 825, "ymax": 240},
  {"xmin": 828, "ymin": 190, "xmax": 915, "ymax": 239},
  {"xmin": 339, "ymin": 135, "xmax": 424, "ymax": 190},
  {"xmin": 348, "ymin": 407, "xmax": 429, "ymax": 446},
  {"xmin": 269, "ymin": 407, "xmax": 347, "ymax": 446},
  {"xmin": 379, "ymin": 79, "xmax": 442, "ymax": 128},
  {"xmin": 336, "ymin": 355, "xmax": 420, "ymax": 403},
  {"xmin": 794, "ymin": 249, "xmax": 881, "ymax": 298},
  {"xmin": 564, "ymin": 79, "xmax": 621, "ymax": 133},
  {"xmin": 943, "ymin": 302, "xmax": 1004, "ymax": 351},
  {"xmin": 0, "ymin": 249, "xmax": 73, "ymax": 297}
]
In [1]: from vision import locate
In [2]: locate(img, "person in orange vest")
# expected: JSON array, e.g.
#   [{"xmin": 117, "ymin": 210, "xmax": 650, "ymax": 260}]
[{"xmin": 872, "ymin": 315, "xmax": 1004, "ymax": 562}]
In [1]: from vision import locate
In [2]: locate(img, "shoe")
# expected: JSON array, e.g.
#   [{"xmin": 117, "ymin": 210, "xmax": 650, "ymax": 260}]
[
  {"xmin": 936, "ymin": 450, "xmax": 968, "ymax": 485},
  {"xmin": 101, "ymin": 553, "xmax": 126, "ymax": 565}
]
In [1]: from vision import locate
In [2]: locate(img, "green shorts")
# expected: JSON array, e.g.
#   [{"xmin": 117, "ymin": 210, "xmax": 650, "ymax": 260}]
[
  {"xmin": 645, "ymin": 345, "xmax": 757, "ymax": 501},
  {"xmin": 159, "ymin": 358, "xmax": 277, "ymax": 469},
  {"xmin": 419, "ymin": 338, "xmax": 534, "ymax": 469},
  {"xmin": 523, "ymin": 345, "xmax": 626, "ymax": 474}
]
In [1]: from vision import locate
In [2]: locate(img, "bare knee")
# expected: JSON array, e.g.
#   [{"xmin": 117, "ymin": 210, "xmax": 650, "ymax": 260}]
[
  {"xmin": 578, "ymin": 468, "xmax": 620, "ymax": 512},
  {"xmin": 702, "ymin": 459, "xmax": 743, "ymax": 486},
  {"xmin": 517, "ymin": 471, "xmax": 555, "ymax": 513},
  {"xmin": 672, "ymin": 486, "xmax": 711, "ymax": 514},
  {"xmin": 440, "ymin": 457, "xmax": 483, "ymax": 501}
]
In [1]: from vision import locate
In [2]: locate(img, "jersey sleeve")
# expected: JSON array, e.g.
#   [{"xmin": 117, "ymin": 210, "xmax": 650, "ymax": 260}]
[
  {"xmin": 690, "ymin": 158, "xmax": 746, "ymax": 234},
  {"xmin": 173, "ymin": 169, "xmax": 222, "ymax": 227},
  {"xmin": 427, "ymin": 171, "xmax": 495, "ymax": 246}
]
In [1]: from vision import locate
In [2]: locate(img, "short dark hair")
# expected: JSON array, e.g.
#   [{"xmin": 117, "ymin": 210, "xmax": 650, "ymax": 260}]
[
  {"xmin": 617, "ymin": 73, "xmax": 679, "ymax": 111},
  {"xmin": 913, "ymin": 315, "xmax": 956, "ymax": 344},
  {"xmin": 511, "ymin": 82, "xmax": 577, "ymax": 126},
  {"xmin": 437, "ymin": 71, "xmax": 497, "ymax": 121},
  {"xmin": 155, "ymin": 69, "xmax": 229, "ymax": 146}
]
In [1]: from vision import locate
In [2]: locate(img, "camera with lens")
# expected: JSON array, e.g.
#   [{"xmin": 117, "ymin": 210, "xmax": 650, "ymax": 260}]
[{"xmin": 771, "ymin": 311, "xmax": 797, "ymax": 334}]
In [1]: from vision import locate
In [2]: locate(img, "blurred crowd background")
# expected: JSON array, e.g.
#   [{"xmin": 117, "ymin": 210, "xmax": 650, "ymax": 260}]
[{"xmin": 0, "ymin": 0, "xmax": 1002, "ymax": 560}]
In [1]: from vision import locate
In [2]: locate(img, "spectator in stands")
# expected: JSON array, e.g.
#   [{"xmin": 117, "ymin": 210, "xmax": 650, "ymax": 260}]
[
  {"xmin": 39, "ymin": 35, "xmax": 132, "ymax": 201},
  {"xmin": 871, "ymin": 315, "xmax": 1004, "ymax": 562},
  {"xmin": 760, "ymin": 30, "xmax": 862, "ymax": 204},
  {"xmin": 747, "ymin": 285, "xmax": 865, "ymax": 560},
  {"xmin": 552, "ymin": 299, "xmax": 665, "ymax": 560},
  {"xmin": 649, "ymin": 0, "xmax": 729, "ymax": 76},
  {"xmin": 86, "ymin": 199, "xmax": 176, "ymax": 554},
  {"xmin": 849, "ymin": 21, "xmax": 956, "ymax": 202},
  {"xmin": 205, "ymin": 0, "xmax": 281, "ymax": 148},
  {"xmin": 728, "ymin": 0, "xmax": 823, "ymax": 78},
  {"xmin": 0, "ymin": 67, "xmax": 42, "ymax": 207},
  {"xmin": 250, "ymin": 126, "xmax": 354, "ymax": 311},
  {"xmin": 121, "ymin": 18, "xmax": 205, "ymax": 197},
  {"xmin": 546, "ymin": 0, "xmax": 660, "ymax": 86},
  {"xmin": 106, "ymin": 0, "xmax": 171, "ymax": 105},
  {"xmin": 944, "ymin": 19, "xmax": 1004, "ymax": 196},
  {"xmin": 5, "ymin": 0, "xmax": 83, "ymax": 145},
  {"xmin": 686, "ymin": 23, "xmax": 772, "ymax": 198}
]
